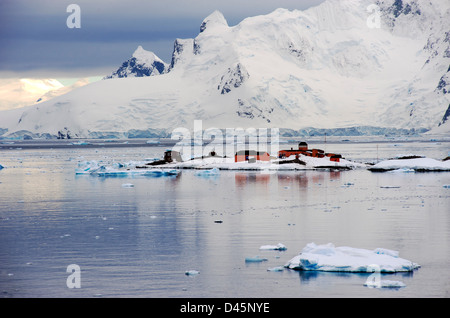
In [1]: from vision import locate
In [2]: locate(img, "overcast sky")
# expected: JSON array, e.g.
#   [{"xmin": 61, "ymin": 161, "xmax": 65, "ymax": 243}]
[{"xmin": 0, "ymin": 0, "xmax": 325, "ymax": 80}]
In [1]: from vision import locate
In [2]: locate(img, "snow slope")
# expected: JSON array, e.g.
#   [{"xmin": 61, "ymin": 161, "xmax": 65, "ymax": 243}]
[
  {"xmin": 0, "ymin": 0, "xmax": 449, "ymax": 139},
  {"xmin": 0, "ymin": 79, "xmax": 64, "ymax": 111}
]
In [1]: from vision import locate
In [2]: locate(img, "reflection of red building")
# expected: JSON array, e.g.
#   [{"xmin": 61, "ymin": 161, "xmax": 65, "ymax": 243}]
[
  {"xmin": 278, "ymin": 142, "xmax": 341, "ymax": 162},
  {"xmin": 235, "ymin": 173, "xmax": 270, "ymax": 185},
  {"xmin": 235, "ymin": 150, "xmax": 271, "ymax": 162}
]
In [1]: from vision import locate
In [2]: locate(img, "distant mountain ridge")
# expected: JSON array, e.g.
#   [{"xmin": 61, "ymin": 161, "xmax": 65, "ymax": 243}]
[{"xmin": 0, "ymin": 0, "xmax": 449, "ymax": 139}]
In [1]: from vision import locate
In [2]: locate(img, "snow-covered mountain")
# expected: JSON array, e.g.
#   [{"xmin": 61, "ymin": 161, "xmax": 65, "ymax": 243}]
[
  {"xmin": 0, "ymin": 78, "xmax": 64, "ymax": 111},
  {"xmin": 0, "ymin": 78, "xmax": 92, "ymax": 112},
  {"xmin": 103, "ymin": 46, "xmax": 169, "ymax": 79},
  {"xmin": 0, "ymin": 0, "xmax": 449, "ymax": 139}
]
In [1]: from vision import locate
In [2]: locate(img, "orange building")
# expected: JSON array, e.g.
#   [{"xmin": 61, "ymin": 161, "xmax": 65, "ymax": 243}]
[
  {"xmin": 278, "ymin": 142, "xmax": 309, "ymax": 159},
  {"xmin": 235, "ymin": 150, "xmax": 271, "ymax": 162},
  {"xmin": 278, "ymin": 142, "xmax": 342, "ymax": 162}
]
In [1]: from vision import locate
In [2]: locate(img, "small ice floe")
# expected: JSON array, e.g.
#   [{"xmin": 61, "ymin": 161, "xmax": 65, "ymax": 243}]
[
  {"xmin": 285, "ymin": 243, "xmax": 420, "ymax": 273},
  {"xmin": 121, "ymin": 183, "xmax": 134, "ymax": 188},
  {"xmin": 245, "ymin": 256, "xmax": 268, "ymax": 263},
  {"xmin": 185, "ymin": 270, "xmax": 200, "ymax": 276},
  {"xmin": 0, "ymin": 163, "xmax": 4, "ymax": 170},
  {"xmin": 267, "ymin": 266, "xmax": 284, "ymax": 272},
  {"xmin": 75, "ymin": 160, "xmax": 179, "ymax": 177},
  {"xmin": 259, "ymin": 243, "xmax": 287, "ymax": 251},
  {"xmin": 364, "ymin": 280, "xmax": 406, "ymax": 289},
  {"xmin": 142, "ymin": 169, "xmax": 179, "ymax": 177},
  {"xmin": 71, "ymin": 141, "xmax": 90, "ymax": 146},
  {"xmin": 195, "ymin": 168, "xmax": 220, "ymax": 177}
]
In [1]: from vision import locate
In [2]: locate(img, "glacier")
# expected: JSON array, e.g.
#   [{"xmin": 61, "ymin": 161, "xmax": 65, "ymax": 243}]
[{"xmin": 0, "ymin": 0, "xmax": 449, "ymax": 139}]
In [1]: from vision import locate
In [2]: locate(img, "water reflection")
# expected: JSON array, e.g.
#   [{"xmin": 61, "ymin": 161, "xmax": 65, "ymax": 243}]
[
  {"xmin": 1, "ymin": 143, "xmax": 450, "ymax": 297},
  {"xmin": 234, "ymin": 171, "xmax": 342, "ymax": 188}
]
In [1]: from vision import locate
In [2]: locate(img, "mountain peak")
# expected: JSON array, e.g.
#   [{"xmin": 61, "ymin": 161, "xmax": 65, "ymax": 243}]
[
  {"xmin": 132, "ymin": 46, "xmax": 160, "ymax": 64},
  {"xmin": 104, "ymin": 46, "xmax": 169, "ymax": 79},
  {"xmin": 200, "ymin": 10, "xmax": 228, "ymax": 33}
]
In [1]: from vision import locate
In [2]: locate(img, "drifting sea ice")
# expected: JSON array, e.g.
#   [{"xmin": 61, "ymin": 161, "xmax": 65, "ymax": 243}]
[
  {"xmin": 75, "ymin": 160, "xmax": 179, "ymax": 177},
  {"xmin": 285, "ymin": 243, "xmax": 420, "ymax": 273},
  {"xmin": 185, "ymin": 270, "xmax": 200, "ymax": 276},
  {"xmin": 194, "ymin": 167, "xmax": 220, "ymax": 177},
  {"xmin": 245, "ymin": 256, "xmax": 268, "ymax": 263},
  {"xmin": 259, "ymin": 243, "xmax": 287, "ymax": 251},
  {"xmin": 364, "ymin": 279, "xmax": 406, "ymax": 289}
]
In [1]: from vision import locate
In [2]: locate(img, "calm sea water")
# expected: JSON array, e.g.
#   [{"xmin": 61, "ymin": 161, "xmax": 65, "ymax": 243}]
[{"xmin": 0, "ymin": 139, "xmax": 449, "ymax": 298}]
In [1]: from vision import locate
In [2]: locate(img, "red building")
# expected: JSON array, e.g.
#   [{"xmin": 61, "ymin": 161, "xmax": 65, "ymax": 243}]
[
  {"xmin": 235, "ymin": 150, "xmax": 271, "ymax": 162},
  {"xmin": 278, "ymin": 142, "xmax": 342, "ymax": 162},
  {"xmin": 278, "ymin": 142, "xmax": 309, "ymax": 159}
]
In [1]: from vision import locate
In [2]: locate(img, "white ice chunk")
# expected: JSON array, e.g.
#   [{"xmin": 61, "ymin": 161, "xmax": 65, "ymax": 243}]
[
  {"xmin": 364, "ymin": 280, "xmax": 406, "ymax": 288},
  {"xmin": 259, "ymin": 243, "xmax": 287, "ymax": 251},
  {"xmin": 185, "ymin": 270, "xmax": 200, "ymax": 276},
  {"xmin": 121, "ymin": 183, "xmax": 134, "ymax": 188},
  {"xmin": 75, "ymin": 160, "xmax": 179, "ymax": 177},
  {"xmin": 285, "ymin": 243, "xmax": 420, "ymax": 273},
  {"xmin": 195, "ymin": 167, "xmax": 220, "ymax": 176},
  {"xmin": 245, "ymin": 256, "xmax": 268, "ymax": 263}
]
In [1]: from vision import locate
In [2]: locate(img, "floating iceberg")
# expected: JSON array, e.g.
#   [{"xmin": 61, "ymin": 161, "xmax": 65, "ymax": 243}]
[
  {"xmin": 75, "ymin": 160, "xmax": 179, "ymax": 177},
  {"xmin": 194, "ymin": 167, "xmax": 220, "ymax": 177},
  {"xmin": 71, "ymin": 141, "xmax": 90, "ymax": 146},
  {"xmin": 285, "ymin": 243, "xmax": 420, "ymax": 273},
  {"xmin": 364, "ymin": 280, "xmax": 406, "ymax": 289},
  {"xmin": 245, "ymin": 256, "xmax": 268, "ymax": 263},
  {"xmin": 185, "ymin": 270, "xmax": 200, "ymax": 276},
  {"xmin": 369, "ymin": 158, "xmax": 450, "ymax": 172},
  {"xmin": 259, "ymin": 243, "xmax": 287, "ymax": 251}
]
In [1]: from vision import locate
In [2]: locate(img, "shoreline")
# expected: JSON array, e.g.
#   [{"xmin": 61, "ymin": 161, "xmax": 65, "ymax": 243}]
[{"xmin": 1, "ymin": 136, "xmax": 449, "ymax": 151}]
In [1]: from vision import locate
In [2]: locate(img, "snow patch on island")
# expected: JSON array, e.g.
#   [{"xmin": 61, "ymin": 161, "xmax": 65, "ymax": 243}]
[{"xmin": 369, "ymin": 157, "xmax": 450, "ymax": 172}]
